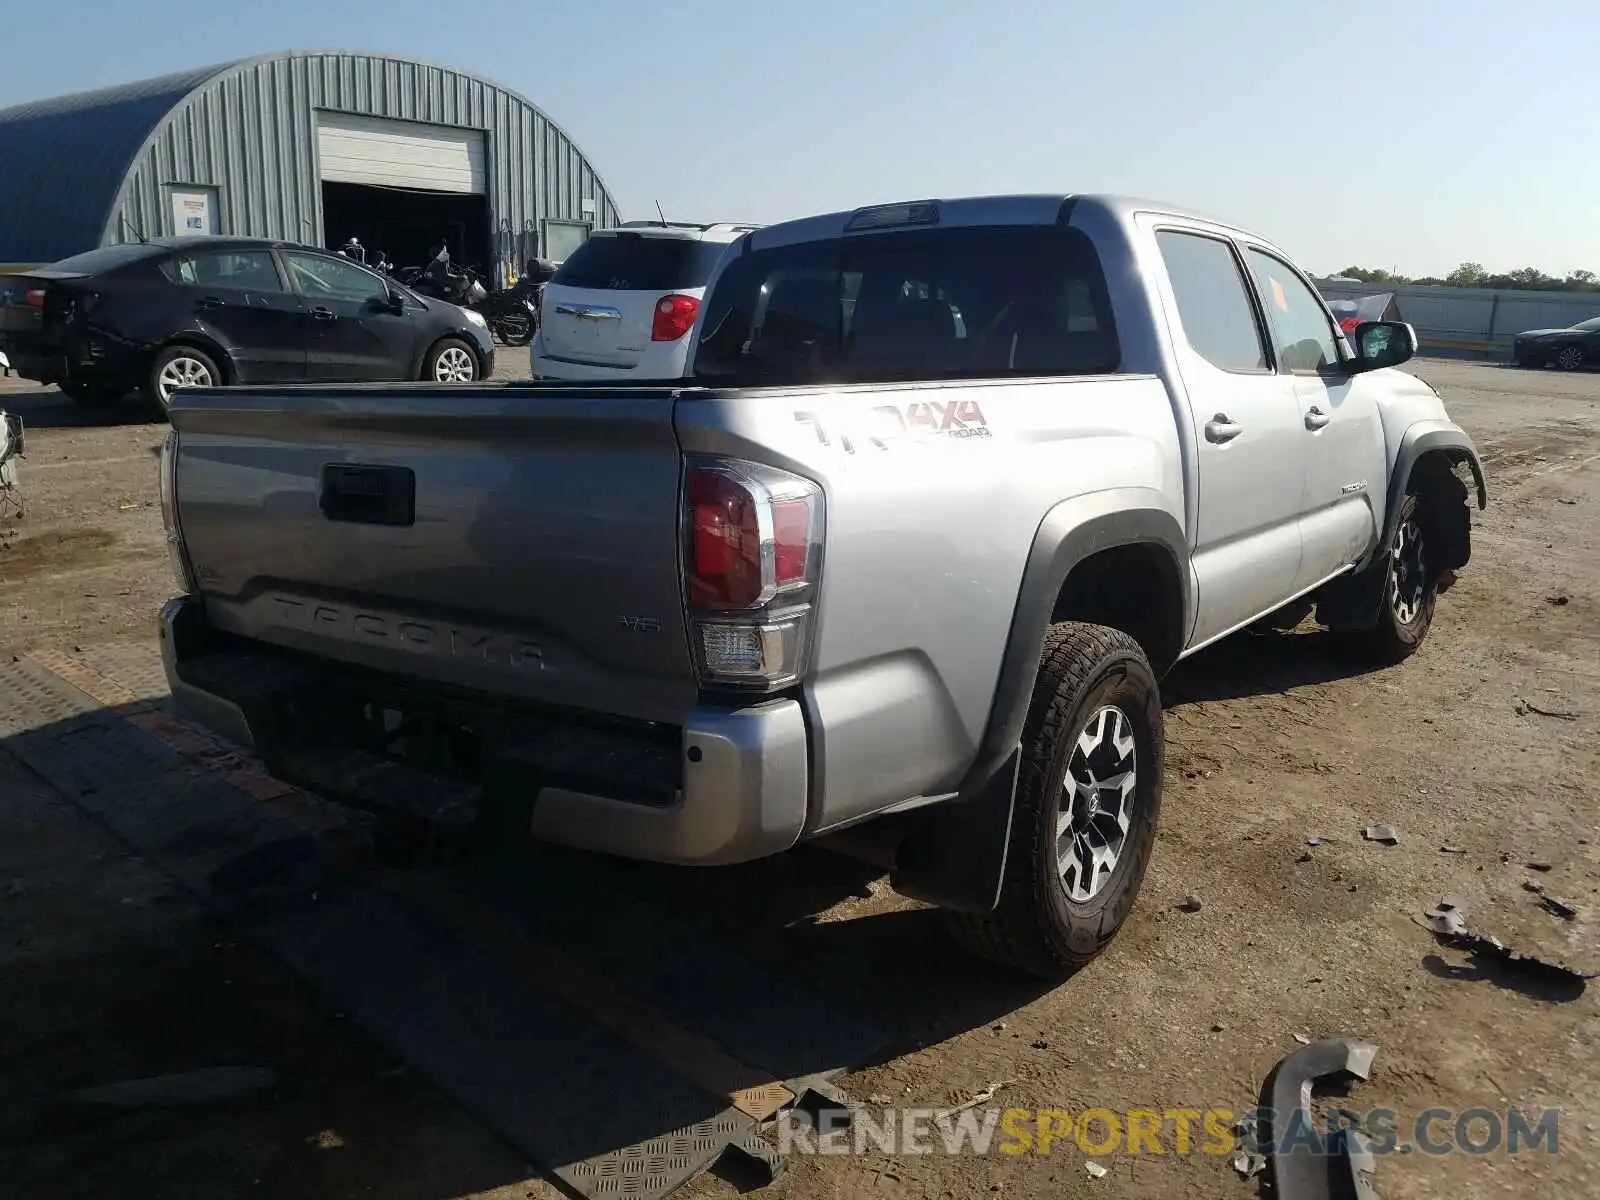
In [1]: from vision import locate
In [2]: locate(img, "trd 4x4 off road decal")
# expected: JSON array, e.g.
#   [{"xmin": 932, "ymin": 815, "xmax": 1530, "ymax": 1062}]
[{"xmin": 794, "ymin": 399, "xmax": 990, "ymax": 454}]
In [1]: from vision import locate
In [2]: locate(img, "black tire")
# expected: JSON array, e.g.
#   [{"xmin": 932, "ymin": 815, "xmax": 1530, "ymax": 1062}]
[
  {"xmin": 58, "ymin": 381, "xmax": 121, "ymax": 406},
  {"xmin": 424, "ymin": 337, "xmax": 480, "ymax": 383},
  {"xmin": 942, "ymin": 623, "xmax": 1163, "ymax": 979},
  {"xmin": 147, "ymin": 345, "xmax": 222, "ymax": 413},
  {"xmin": 494, "ymin": 309, "xmax": 534, "ymax": 346},
  {"xmin": 1334, "ymin": 492, "xmax": 1435, "ymax": 665},
  {"xmin": 1555, "ymin": 345, "xmax": 1585, "ymax": 372}
]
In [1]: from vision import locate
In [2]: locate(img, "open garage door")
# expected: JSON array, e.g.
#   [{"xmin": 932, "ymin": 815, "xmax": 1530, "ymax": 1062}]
[{"xmin": 316, "ymin": 112, "xmax": 486, "ymax": 194}]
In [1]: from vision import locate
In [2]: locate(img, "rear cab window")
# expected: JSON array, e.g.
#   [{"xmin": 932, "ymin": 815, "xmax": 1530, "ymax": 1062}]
[
  {"xmin": 552, "ymin": 233, "xmax": 733, "ymax": 292},
  {"xmin": 693, "ymin": 223, "xmax": 1120, "ymax": 384}
]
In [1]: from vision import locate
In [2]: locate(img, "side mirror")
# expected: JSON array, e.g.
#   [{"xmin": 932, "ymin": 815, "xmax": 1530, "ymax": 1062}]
[
  {"xmin": 383, "ymin": 288, "xmax": 406, "ymax": 314},
  {"xmin": 1347, "ymin": 320, "xmax": 1417, "ymax": 373}
]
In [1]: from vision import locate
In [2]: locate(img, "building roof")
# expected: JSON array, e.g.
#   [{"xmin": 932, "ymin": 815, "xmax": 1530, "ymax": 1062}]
[{"xmin": 0, "ymin": 62, "xmax": 238, "ymax": 264}]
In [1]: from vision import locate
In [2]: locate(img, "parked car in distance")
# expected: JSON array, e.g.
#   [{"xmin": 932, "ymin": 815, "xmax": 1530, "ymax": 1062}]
[
  {"xmin": 1511, "ymin": 316, "xmax": 1600, "ymax": 371},
  {"xmin": 529, "ymin": 221, "xmax": 758, "ymax": 380},
  {"xmin": 0, "ymin": 237, "xmax": 495, "ymax": 412},
  {"xmin": 158, "ymin": 194, "xmax": 1486, "ymax": 979}
]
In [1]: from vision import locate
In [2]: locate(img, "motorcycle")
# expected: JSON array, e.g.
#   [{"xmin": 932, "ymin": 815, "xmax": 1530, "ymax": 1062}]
[{"xmin": 478, "ymin": 275, "xmax": 540, "ymax": 346}]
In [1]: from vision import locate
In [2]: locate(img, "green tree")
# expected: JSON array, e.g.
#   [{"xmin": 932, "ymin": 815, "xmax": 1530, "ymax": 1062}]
[{"xmin": 1445, "ymin": 262, "xmax": 1488, "ymax": 287}]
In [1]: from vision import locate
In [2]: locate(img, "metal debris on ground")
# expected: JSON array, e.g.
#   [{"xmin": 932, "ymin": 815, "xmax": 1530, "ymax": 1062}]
[
  {"xmin": 1232, "ymin": 1152, "xmax": 1267, "ymax": 1179},
  {"xmin": 1538, "ymin": 895, "xmax": 1578, "ymax": 921},
  {"xmin": 1265, "ymin": 1038, "xmax": 1379, "ymax": 1200},
  {"xmin": 1293, "ymin": 1032, "xmax": 1312, "ymax": 1045},
  {"xmin": 1362, "ymin": 824, "xmax": 1400, "ymax": 845},
  {"xmin": 1515, "ymin": 700, "xmax": 1579, "ymax": 720},
  {"xmin": 1306, "ymin": 837, "xmax": 1325, "ymax": 846},
  {"xmin": 1084, "ymin": 1161, "xmax": 1107, "ymax": 1179},
  {"xmin": 1523, "ymin": 880, "xmax": 1546, "ymax": 895},
  {"xmin": 1527, "ymin": 861, "xmax": 1553, "ymax": 872},
  {"xmin": 1440, "ymin": 844, "xmax": 1466, "ymax": 854},
  {"xmin": 1415, "ymin": 905, "xmax": 1598, "ymax": 984},
  {"xmin": 1544, "ymin": 594, "xmax": 1570, "ymax": 606},
  {"xmin": 934, "ymin": 1080, "xmax": 1015, "ymax": 1121},
  {"xmin": 1178, "ymin": 894, "xmax": 1203, "ymax": 913}
]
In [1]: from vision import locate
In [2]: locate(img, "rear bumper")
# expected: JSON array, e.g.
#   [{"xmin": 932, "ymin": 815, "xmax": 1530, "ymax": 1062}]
[
  {"xmin": 158, "ymin": 595, "xmax": 809, "ymax": 866},
  {"xmin": 529, "ymin": 342, "xmax": 688, "ymax": 382}
]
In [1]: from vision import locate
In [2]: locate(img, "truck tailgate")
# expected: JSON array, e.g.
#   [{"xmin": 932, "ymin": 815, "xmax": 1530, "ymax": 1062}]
[{"xmin": 170, "ymin": 385, "xmax": 697, "ymax": 725}]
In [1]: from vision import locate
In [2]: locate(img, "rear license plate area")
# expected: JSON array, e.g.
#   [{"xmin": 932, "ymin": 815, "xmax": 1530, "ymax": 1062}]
[{"xmin": 275, "ymin": 683, "xmax": 482, "ymax": 780}]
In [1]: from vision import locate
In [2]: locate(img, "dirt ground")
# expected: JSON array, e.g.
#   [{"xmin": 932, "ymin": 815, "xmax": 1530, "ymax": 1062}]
[{"xmin": 1, "ymin": 359, "xmax": 1596, "ymax": 1200}]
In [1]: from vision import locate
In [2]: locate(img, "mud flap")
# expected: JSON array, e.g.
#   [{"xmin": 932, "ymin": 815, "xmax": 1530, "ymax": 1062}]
[{"xmin": 889, "ymin": 748, "xmax": 1021, "ymax": 914}]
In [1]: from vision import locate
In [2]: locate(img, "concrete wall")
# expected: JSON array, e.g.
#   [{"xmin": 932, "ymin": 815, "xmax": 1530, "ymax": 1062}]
[{"xmin": 1316, "ymin": 279, "xmax": 1600, "ymax": 357}]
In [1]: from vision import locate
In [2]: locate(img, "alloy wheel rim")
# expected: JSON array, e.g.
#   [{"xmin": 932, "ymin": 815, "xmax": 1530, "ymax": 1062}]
[
  {"xmin": 158, "ymin": 356, "xmax": 214, "ymax": 403},
  {"xmin": 1558, "ymin": 346, "xmax": 1583, "ymax": 370},
  {"xmin": 436, "ymin": 347, "xmax": 475, "ymax": 382},
  {"xmin": 1057, "ymin": 705, "xmax": 1138, "ymax": 902},
  {"xmin": 1390, "ymin": 515, "xmax": 1427, "ymax": 625}
]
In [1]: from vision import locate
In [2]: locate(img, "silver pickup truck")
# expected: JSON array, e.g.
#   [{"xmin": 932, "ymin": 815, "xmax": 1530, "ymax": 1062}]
[{"xmin": 158, "ymin": 194, "xmax": 1487, "ymax": 978}]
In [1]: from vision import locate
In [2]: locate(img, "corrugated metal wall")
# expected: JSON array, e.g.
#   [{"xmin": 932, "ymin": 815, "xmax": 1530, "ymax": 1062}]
[
  {"xmin": 1317, "ymin": 278, "xmax": 1600, "ymax": 353},
  {"xmin": 107, "ymin": 52, "xmax": 620, "ymax": 276}
]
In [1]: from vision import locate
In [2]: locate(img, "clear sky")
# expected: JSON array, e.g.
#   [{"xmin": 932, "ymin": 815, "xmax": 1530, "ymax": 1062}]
[{"xmin": 4, "ymin": 0, "xmax": 1595, "ymax": 278}]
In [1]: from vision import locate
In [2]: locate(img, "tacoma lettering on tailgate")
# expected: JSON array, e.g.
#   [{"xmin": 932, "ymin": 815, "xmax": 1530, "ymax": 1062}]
[{"xmin": 270, "ymin": 597, "xmax": 547, "ymax": 671}]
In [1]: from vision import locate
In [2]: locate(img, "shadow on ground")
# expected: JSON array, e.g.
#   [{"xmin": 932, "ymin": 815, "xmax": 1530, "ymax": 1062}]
[{"xmin": 0, "ymin": 624, "xmax": 1499, "ymax": 1200}]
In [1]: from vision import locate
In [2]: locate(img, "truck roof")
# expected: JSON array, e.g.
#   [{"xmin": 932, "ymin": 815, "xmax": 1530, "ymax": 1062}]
[{"xmin": 742, "ymin": 193, "xmax": 1254, "ymax": 252}]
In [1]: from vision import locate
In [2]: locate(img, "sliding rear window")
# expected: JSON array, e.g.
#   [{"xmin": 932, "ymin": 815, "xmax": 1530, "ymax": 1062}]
[
  {"xmin": 693, "ymin": 224, "xmax": 1120, "ymax": 384},
  {"xmin": 552, "ymin": 233, "xmax": 733, "ymax": 291}
]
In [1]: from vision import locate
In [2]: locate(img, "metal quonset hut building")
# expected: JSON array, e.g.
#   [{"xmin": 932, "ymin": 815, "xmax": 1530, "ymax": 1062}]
[{"xmin": 0, "ymin": 50, "xmax": 620, "ymax": 278}]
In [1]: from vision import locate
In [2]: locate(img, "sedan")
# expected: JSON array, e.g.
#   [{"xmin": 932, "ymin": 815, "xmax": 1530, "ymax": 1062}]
[
  {"xmin": 0, "ymin": 236, "xmax": 495, "ymax": 412},
  {"xmin": 1511, "ymin": 316, "xmax": 1600, "ymax": 371}
]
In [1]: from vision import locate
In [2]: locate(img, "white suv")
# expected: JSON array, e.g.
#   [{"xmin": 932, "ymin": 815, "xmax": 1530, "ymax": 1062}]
[{"xmin": 529, "ymin": 222, "xmax": 758, "ymax": 380}]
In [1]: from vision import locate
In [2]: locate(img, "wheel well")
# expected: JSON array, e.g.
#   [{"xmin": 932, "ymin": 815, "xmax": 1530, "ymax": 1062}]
[
  {"xmin": 1407, "ymin": 450, "xmax": 1473, "ymax": 572},
  {"xmin": 1050, "ymin": 544, "xmax": 1185, "ymax": 676},
  {"xmin": 159, "ymin": 337, "xmax": 233, "ymax": 385}
]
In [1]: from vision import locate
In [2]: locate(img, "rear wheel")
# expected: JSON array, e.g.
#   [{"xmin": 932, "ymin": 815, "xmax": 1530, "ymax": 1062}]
[
  {"xmin": 1333, "ymin": 493, "xmax": 1435, "ymax": 664},
  {"xmin": 942, "ymin": 623, "xmax": 1163, "ymax": 978},
  {"xmin": 426, "ymin": 338, "xmax": 479, "ymax": 383},
  {"xmin": 148, "ymin": 346, "xmax": 221, "ymax": 412}
]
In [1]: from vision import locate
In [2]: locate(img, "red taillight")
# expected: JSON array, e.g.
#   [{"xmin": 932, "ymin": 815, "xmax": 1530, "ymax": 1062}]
[
  {"xmin": 687, "ymin": 468, "xmax": 763, "ymax": 608},
  {"xmin": 685, "ymin": 463, "xmax": 819, "ymax": 612},
  {"xmin": 25, "ymin": 289, "xmax": 45, "ymax": 309},
  {"xmin": 652, "ymin": 293, "xmax": 699, "ymax": 342},
  {"xmin": 683, "ymin": 458, "xmax": 825, "ymax": 689}
]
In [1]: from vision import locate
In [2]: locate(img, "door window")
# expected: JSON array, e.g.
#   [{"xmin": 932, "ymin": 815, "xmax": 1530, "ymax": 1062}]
[
  {"xmin": 165, "ymin": 250, "xmax": 284, "ymax": 292},
  {"xmin": 283, "ymin": 252, "xmax": 389, "ymax": 304},
  {"xmin": 1154, "ymin": 230, "xmax": 1268, "ymax": 373},
  {"xmin": 1244, "ymin": 249, "xmax": 1341, "ymax": 373}
]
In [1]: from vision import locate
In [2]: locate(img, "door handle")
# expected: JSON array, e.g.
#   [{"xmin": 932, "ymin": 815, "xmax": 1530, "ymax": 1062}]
[
  {"xmin": 1204, "ymin": 414, "xmax": 1243, "ymax": 444},
  {"xmin": 196, "ymin": 295, "xmax": 223, "ymax": 310},
  {"xmin": 1304, "ymin": 406, "xmax": 1331, "ymax": 430},
  {"xmin": 311, "ymin": 307, "xmax": 337, "ymax": 321}
]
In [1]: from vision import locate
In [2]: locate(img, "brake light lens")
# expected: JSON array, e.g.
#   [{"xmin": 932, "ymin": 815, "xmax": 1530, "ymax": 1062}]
[
  {"xmin": 683, "ymin": 458, "xmax": 824, "ymax": 690},
  {"xmin": 652, "ymin": 293, "xmax": 700, "ymax": 342},
  {"xmin": 25, "ymin": 289, "xmax": 45, "ymax": 309}
]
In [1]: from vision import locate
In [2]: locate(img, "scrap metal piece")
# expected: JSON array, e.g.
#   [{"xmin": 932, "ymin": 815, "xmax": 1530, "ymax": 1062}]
[
  {"xmin": 1417, "ymin": 906, "xmax": 1597, "ymax": 987},
  {"xmin": 1264, "ymin": 1037, "xmax": 1379, "ymax": 1200},
  {"xmin": 1232, "ymin": 1151, "xmax": 1267, "ymax": 1179},
  {"xmin": 1539, "ymin": 895, "xmax": 1578, "ymax": 921},
  {"xmin": 1362, "ymin": 824, "xmax": 1399, "ymax": 845}
]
